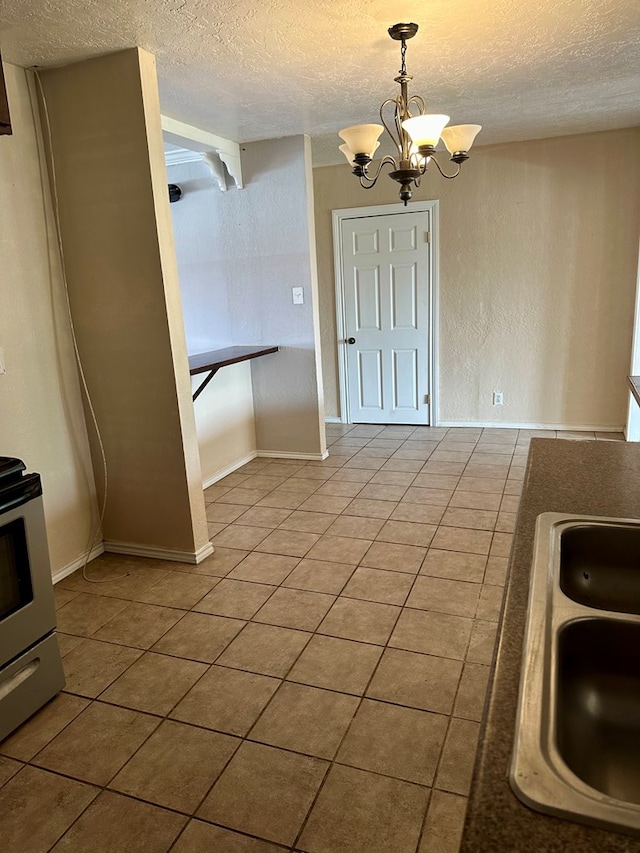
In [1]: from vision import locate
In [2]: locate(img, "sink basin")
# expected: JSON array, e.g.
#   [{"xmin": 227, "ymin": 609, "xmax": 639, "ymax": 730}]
[
  {"xmin": 560, "ymin": 524, "xmax": 640, "ymax": 614},
  {"xmin": 510, "ymin": 513, "xmax": 640, "ymax": 835}
]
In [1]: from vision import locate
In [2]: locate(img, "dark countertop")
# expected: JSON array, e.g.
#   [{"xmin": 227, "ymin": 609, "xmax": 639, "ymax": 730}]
[
  {"xmin": 460, "ymin": 438, "xmax": 640, "ymax": 853},
  {"xmin": 188, "ymin": 346, "xmax": 279, "ymax": 375}
]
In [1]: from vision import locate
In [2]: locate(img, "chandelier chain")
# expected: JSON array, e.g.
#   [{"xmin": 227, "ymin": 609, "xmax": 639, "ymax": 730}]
[{"xmin": 400, "ymin": 39, "xmax": 407, "ymax": 76}]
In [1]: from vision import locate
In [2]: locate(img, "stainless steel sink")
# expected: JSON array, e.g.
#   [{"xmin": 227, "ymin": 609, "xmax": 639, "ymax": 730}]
[{"xmin": 510, "ymin": 513, "xmax": 640, "ymax": 835}]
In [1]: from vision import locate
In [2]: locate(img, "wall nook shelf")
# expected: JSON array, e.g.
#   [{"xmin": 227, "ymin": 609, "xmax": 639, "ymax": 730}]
[{"xmin": 189, "ymin": 346, "xmax": 279, "ymax": 401}]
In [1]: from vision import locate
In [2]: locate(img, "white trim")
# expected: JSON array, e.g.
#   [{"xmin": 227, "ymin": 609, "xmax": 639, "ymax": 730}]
[
  {"xmin": 332, "ymin": 201, "xmax": 439, "ymax": 426},
  {"xmin": 164, "ymin": 147, "xmax": 202, "ymax": 167},
  {"xmin": 52, "ymin": 543, "xmax": 105, "ymax": 584},
  {"xmin": 202, "ymin": 451, "xmax": 258, "ymax": 489},
  {"xmin": 438, "ymin": 421, "xmax": 625, "ymax": 432},
  {"xmin": 161, "ymin": 115, "xmax": 243, "ymax": 189},
  {"xmin": 103, "ymin": 540, "xmax": 214, "ymax": 565},
  {"xmin": 324, "ymin": 417, "xmax": 343, "ymax": 424},
  {"xmin": 257, "ymin": 450, "xmax": 330, "ymax": 460}
]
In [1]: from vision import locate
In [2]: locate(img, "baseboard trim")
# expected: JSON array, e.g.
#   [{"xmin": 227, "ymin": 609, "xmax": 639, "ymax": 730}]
[
  {"xmin": 103, "ymin": 540, "xmax": 214, "ymax": 565},
  {"xmin": 437, "ymin": 421, "xmax": 625, "ymax": 432},
  {"xmin": 52, "ymin": 543, "xmax": 105, "ymax": 584},
  {"xmin": 257, "ymin": 449, "xmax": 330, "ymax": 461},
  {"xmin": 202, "ymin": 451, "xmax": 258, "ymax": 489},
  {"xmin": 324, "ymin": 417, "xmax": 343, "ymax": 424}
]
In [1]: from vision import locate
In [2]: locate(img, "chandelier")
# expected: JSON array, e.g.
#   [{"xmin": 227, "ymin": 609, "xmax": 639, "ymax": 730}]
[{"xmin": 338, "ymin": 23, "xmax": 481, "ymax": 205}]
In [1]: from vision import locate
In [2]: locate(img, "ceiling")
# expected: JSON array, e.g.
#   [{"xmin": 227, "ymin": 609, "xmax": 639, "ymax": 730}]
[{"xmin": 1, "ymin": 0, "xmax": 638, "ymax": 166}]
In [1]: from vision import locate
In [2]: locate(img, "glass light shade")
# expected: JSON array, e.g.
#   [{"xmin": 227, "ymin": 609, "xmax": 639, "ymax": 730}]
[
  {"xmin": 401, "ymin": 114, "xmax": 450, "ymax": 147},
  {"xmin": 340, "ymin": 142, "xmax": 379, "ymax": 165},
  {"xmin": 441, "ymin": 124, "xmax": 482, "ymax": 154},
  {"xmin": 338, "ymin": 123, "xmax": 384, "ymax": 156}
]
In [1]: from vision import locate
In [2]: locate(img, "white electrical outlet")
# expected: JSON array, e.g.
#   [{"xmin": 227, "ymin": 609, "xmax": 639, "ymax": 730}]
[
  {"xmin": 292, "ymin": 287, "xmax": 304, "ymax": 305},
  {"xmin": 0, "ymin": 348, "xmax": 5, "ymax": 376},
  {"xmin": 493, "ymin": 391, "xmax": 503, "ymax": 406}
]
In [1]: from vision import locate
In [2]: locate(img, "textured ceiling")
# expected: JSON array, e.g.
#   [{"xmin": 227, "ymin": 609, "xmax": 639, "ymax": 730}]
[{"xmin": 1, "ymin": 0, "xmax": 638, "ymax": 165}]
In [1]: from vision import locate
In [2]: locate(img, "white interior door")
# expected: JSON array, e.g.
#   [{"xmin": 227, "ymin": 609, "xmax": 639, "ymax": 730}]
[{"xmin": 339, "ymin": 208, "xmax": 433, "ymax": 424}]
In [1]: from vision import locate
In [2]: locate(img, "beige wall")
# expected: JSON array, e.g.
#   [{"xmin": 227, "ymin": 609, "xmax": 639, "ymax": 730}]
[
  {"xmin": 314, "ymin": 127, "xmax": 640, "ymax": 429},
  {"xmin": 0, "ymin": 63, "xmax": 98, "ymax": 576},
  {"xmin": 192, "ymin": 362, "xmax": 257, "ymax": 484},
  {"xmin": 37, "ymin": 49, "xmax": 210, "ymax": 559}
]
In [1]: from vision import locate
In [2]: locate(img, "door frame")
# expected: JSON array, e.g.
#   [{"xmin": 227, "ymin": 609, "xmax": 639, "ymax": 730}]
[{"xmin": 332, "ymin": 200, "xmax": 440, "ymax": 425}]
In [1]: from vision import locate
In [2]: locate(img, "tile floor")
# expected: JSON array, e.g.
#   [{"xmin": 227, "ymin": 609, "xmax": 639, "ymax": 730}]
[{"xmin": 0, "ymin": 425, "xmax": 624, "ymax": 853}]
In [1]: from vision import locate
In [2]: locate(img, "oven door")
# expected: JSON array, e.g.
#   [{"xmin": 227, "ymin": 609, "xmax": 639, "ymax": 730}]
[{"xmin": 0, "ymin": 495, "xmax": 57, "ymax": 668}]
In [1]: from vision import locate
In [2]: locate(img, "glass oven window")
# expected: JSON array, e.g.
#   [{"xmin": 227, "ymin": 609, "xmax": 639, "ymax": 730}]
[{"xmin": 0, "ymin": 518, "xmax": 33, "ymax": 619}]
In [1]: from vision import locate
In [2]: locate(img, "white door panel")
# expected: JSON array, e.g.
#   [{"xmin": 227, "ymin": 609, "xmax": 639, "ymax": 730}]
[{"xmin": 340, "ymin": 210, "xmax": 432, "ymax": 425}]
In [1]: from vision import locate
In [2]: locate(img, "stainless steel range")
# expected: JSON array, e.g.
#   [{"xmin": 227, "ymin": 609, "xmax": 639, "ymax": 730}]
[{"xmin": 0, "ymin": 456, "xmax": 65, "ymax": 741}]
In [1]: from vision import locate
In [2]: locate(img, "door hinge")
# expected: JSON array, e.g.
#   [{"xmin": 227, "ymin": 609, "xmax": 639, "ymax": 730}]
[
  {"xmin": 424, "ymin": 231, "xmax": 431, "ymax": 243},
  {"xmin": 424, "ymin": 394, "xmax": 431, "ymax": 404}
]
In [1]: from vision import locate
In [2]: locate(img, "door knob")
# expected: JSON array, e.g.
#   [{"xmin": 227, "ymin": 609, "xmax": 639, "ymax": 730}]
[{"xmin": 346, "ymin": 337, "xmax": 356, "ymax": 345}]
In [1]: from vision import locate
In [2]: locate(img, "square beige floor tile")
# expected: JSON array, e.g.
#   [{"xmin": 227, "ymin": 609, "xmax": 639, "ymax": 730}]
[
  {"xmin": 358, "ymin": 483, "xmax": 409, "ymax": 502},
  {"xmin": 57, "ymin": 633, "xmax": 85, "ymax": 657},
  {"xmin": 360, "ymin": 540, "xmax": 426, "ymax": 574},
  {"xmin": 435, "ymin": 717, "xmax": 480, "ymax": 796},
  {"xmin": 287, "ymin": 634, "xmax": 383, "ymax": 695},
  {"xmin": 456, "ymin": 476, "xmax": 504, "ymax": 495},
  {"xmin": 441, "ymin": 507, "xmax": 498, "ymax": 531},
  {"xmin": 172, "ymin": 820, "xmax": 283, "ymax": 852},
  {"xmin": 207, "ymin": 521, "xmax": 227, "ymax": 539},
  {"xmin": 110, "ymin": 719, "xmax": 239, "ymax": 813},
  {"xmin": 390, "ymin": 503, "xmax": 445, "ymax": 524},
  {"xmin": 193, "ymin": 579, "xmax": 276, "ymax": 619},
  {"xmin": 54, "ymin": 586, "xmax": 79, "ymax": 609},
  {"xmin": 152, "ymin": 612, "xmax": 245, "ymax": 663},
  {"xmin": 0, "ymin": 693, "xmax": 89, "ymax": 761},
  {"xmin": 298, "ymin": 763, "xmax": 428, "ymax": 853},
  {"xmin": 100, "ymin": 651, "xmax": 207, "ymax": 715},
  {"xmin": 454, "ymin": 662, "xmax": 491, "ymax": 722},
  {"xmin": 257, "ymin": 491, "xmax": 308, "ymax": 510},
  {"xmin": 206, "ymin": 502, "xmax": 246, "ymax": 523},
  {"xmin": 315, "ymin": 480, "xmax": 366, "ymax": 498},
  {"xmin": 51, "ymin": 790, "xmax": 186, "ymax": 853},
  {"xmin": 211, "ymin": 524, "xmax": 271, "ymax": 550},
  {"xmin": 490, "ymin": 531, "xmax": 513, "ymax": 558},
  {"xmin": 234, "ymin": 506, "xmax": 293, "ymax": 528},
  {"xmin": 407, "ymin": 576, "xmax": 480, "ymax": 618},
  {"xmin": 304, "ymin": 534, "xmax": 372, "ymax": 564},
  {"xmin": 476, "ymin": 584, "xmax": 505, "ymax": 621},
  {"xmin": 216, "ymin": 622, "xmax": 311, "ymax": 677},
  {"xmin": 135, "ymin": 572, "xmax": 219, "ymax": 609},
  {"xmin": 252, "ymin": 587, "xmax": 335, "ymax": 631},
  {"xmin": 278, "ymin": 510, "xmax": 338, "ymax": 534},
  {"xmin": 62, "ymin": 638, "xmax": 142, "ymax": 698},
  {"xmin": 418, "ymin": 789, "xmax": 468, "ymax": 853},
  {"xmin": 318, "ymin": 597, "xmax": 401, "ymax": 645},
  {"xmin": 381, "ymin": 459, "xmax": 424, "ymax": 474},
  {"xmin": 326, "ymin": 514, "xmax": 385, "ymax": 540},
  {"xmin": 180, "ymin": 547, "xmax": 249, "ymax": 578},
  {"xmin": 330, "ymin": 468, "xmax": 375, "ymax": 483},
  {"xmin": 341, "ymin": 566, "xmax": 414, "ymax": 606},
  {"xmin": 171, "ymin": 665, "xmax": 280, "ymax": 735},
  {"xmin": 342, "ymin": 498, "xmax": 396, "ymax": 519},
  {"xmin": 282, "ymin": 558, "xmax": 356, "ymax": 594},
  {"xmin": 56, "ymin": 593, "xmax": 130, "ymax": 638},
  {"xmin": 58, "ymin": 559, "xmax": 170, "ymax": 600},
  {"xmin": 0, "ymin": 756, "xmax": 22, "ymax": 787},
  {"xmin": 402, "ymin": 486, "xmax": 453, "ymax": 507},
  {"xmin": 33, "ymin": 701, "xmax": 158, "ymax": 785},
  {"xmin": 198, "ymin": 741, "xmax": 328, "ymax": 846},
  {"xmin": 228, "ymin": 551, "xmax": 300, "ymax": 584},
  {"xmin": 0, "ymin": 766, "xmax": 98, "ymax": 853},
  {"xmin": 248, "ymin": 681, "xmax": 358, "ymax": 759},
  {"xmin": 466, "ymin": 619, "xmax": 498, "ymax": 665},
  {"xmin": 297, "ymin": 494, "xmax": 353, "ymax": 514},
  {"xmin": 336, "ymin": 698, "xmax": 447, "ymax": 786},
  {"xmin": 430, "ymin": 526, "xmax": 493, "ymax": 556},
  {"xmin": 390, "ymin": 609, "xmax": 473, "ymax": 660},
  {"xmin": 366, "ymin": 648, "xmax": 462, "ymax": 715},
  {"xmin": 412, "ymin": 473, "xmax": 460, "ymax": 490},
  {"xmin": 420, "ymin": 550, "xmax": 486, "ymax": 583},
  {"xmin": 448, "ymin": 490, "xmax": 501, "ymax": 511},
  {"xmin": 483, "ymin": 555, "xmax": 509, "ymax": 586},
  {"xmin": 376, "ymin": 519, "xmax": 437, "ymax": 548},
  {"xmin": 93, "ymin": 601, "xmax": 184, "ymax": 648}
]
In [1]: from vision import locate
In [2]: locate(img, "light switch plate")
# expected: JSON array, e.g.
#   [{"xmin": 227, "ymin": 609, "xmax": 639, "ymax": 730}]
[
  {"xmin": 292, "ymin": 287, "xmax": 304, "ymax": 305},
  {"xmin": 0, "ymin": 347, "xmax": 5, "ymax": 375}
]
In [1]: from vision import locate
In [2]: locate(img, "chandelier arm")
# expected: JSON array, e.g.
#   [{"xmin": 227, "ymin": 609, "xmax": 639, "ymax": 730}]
[
  {"xmin": 406, "ymin": 94, "xmax": 426, "ymax": 116},
  {"xmin": 359, "ymin": 154, "xmax": 399, "ymax": 188},
  {"xmin": 380, "ymin": 98, "xmax": 403, "ymax": 153},
  {"xmin": 430, "ymin": 155, "xmax": 462, "ymax": 180}
]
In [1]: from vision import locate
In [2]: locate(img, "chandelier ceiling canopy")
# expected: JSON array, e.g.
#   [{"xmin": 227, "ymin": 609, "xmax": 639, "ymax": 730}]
[{"xmin": 338, "ymin": 23, "xmax": 482, "ymax": 205}]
